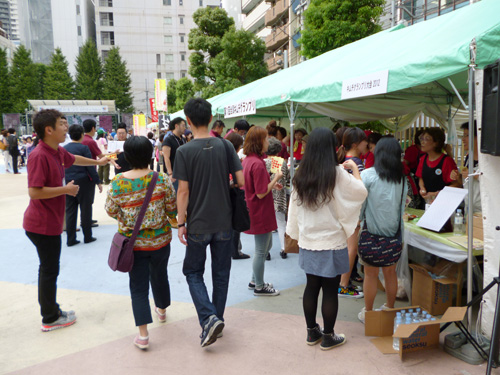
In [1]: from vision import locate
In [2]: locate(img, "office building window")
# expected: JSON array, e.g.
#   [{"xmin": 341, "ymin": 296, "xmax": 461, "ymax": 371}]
[
  {"xmin": 164, "ymin": 35, "xmax": 173, "ymax": 44},
  {"xmin": 156, "ymin": 54, "xmax": 161, "ymax": 65},
  {"xmin": 164, "ymin": 17, "xmax": 172, "ymax": 25},
  {"xmin": 101, "ymin": 31, "xmax": 115, "ymax": 45},
  {"xmin": 180, "ymin": 17, "xmax": 184, "ymax": 25},
  {"xmin": 102, "ymin": 50, "xmax": 109, "ymax": 60},
  {"xmin": 163, "ymin": 0, "xmax": 171, "ymax": 5},
  {"xmin": 165, "ymin": 54, "xmax": 174, "ymax": 62},
  {"xmin": 157, "ymin": 72, "xmax": 162, "ymax": 79},
  {"xmin": 77, "ymin": 26, "xmax": 82, "ymax": 36},
  {"xmin": 180, "ymin": 35, "xmax": 184, "ymax": 43},
  {"xmin": 199, "ymin": 0, "xmax": 202, "ymax": 6},
  {"xmin": 166, "ymin": 72, "xmax": 175, "ymax": 80},
  {"xmin": 76, "ymin": 4, "xmax": 80, "ymax": 14},
  {"xmin": 181, "ymin": 53, "xmax": 185, "ymax": 61},
  {"xmin": 99, "ymin": 0, "xmax": 113, "ymax": 7},
  {"xmin": 181, "ymin": 71, "xmax": 186, "ymax": 78},
  {"xmin": 179, "ymin": 0, "xmax": 183, "ymax": 5},
  {"xmin": 100, "ymin": 12, "xmax": 114, "ymax": 26}
]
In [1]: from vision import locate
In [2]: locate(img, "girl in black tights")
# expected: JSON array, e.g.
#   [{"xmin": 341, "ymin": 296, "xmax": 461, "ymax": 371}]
[{"xmin": 286, "ymin": 128, "xmax": 367, "ymax": 350}]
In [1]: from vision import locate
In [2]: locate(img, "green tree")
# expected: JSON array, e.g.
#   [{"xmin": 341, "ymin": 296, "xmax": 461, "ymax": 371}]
[
  {"xmin": 34, "ymin": 63, "xmax": 48, "ymax": 100},
  {"xmin": 174, "ymin": 77, "xmax": 195, "ymax": 112},
  {"xmin": 44, "ymin": 48, "xmax": 74, "ymax": 99},
  {"xmin": 102, "ymin": 47, "xmax": 133, "ymax": 112},
  {"xmin": 0, "ymin": 48, "xmax": 11, "ymax": 127},
  {"xmin": 211, "ymin": 29, "xmax": 268, "ymax": 92},
  {"xmin": 300, "ymin": 0, "xmax": 385, "ymax": 59},
  {"xmin": 167, "ymin": 79, "xmax": 177, "ymax": 112},
  {"xmin": 75, "ymin": 39, "xmax": 103, "ymax": 100},
  {"xmin": 10, "ymin": 45, "xmax": 38, "ymax": 113},
  {"xmin": 188, "ymin": 7, "xmax": 267, "ymax": 98},
  {"xmin": 188, "ymin": 7, "xmax": 234, "ymax": 91}
]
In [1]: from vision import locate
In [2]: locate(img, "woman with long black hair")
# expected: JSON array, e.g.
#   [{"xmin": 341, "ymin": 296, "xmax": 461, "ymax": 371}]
[
  {"xmin": 286, "ymin": 128, "xmax": 367, "ymax": 350},
  {"xmin": 357, "ymin": 137, "xmax": 407, "ymax": 323}
]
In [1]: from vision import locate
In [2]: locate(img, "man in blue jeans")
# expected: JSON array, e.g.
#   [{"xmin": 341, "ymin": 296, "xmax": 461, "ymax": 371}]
[{"xmin": 174, "ymin": 98, "xmax": 244, "ymax": 348}]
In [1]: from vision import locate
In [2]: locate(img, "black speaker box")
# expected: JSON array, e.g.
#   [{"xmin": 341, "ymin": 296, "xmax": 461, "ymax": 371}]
[{"xmin": 481, "ymin": 59, "xmax": 500, "ymax": 156}]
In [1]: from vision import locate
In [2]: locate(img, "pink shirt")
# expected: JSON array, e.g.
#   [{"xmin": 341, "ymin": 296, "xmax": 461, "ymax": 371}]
[
  {"xmin": 23, "ymin": 140, "xmax": 76, "ymax": 235},
  {"xmin": 242, "ymin": 154, "xmax": 277, "ymax": 235}
]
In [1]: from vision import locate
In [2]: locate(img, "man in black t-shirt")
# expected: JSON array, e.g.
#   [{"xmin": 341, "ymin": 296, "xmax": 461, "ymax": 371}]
[
  {"xmin": 162, "ymin": 117, "xmax": 186, "ymax": 191},
  {"xmin": 174, "ymin": 98, "xmax": 244, "ymax": 348}
]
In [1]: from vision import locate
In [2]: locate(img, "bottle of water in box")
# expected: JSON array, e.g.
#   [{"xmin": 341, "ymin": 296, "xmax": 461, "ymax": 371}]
[{"xmin": 393, "ymin": 316, "xmax": 402, "ymax": 351}]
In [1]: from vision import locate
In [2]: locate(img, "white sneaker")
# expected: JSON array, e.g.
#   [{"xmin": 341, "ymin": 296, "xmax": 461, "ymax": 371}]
[
  {"xmin": 358, "ymin": 307, "xmax": 366, "ymax": 324},
  {"xmin": 379, "ymin": 303, "xmax": 390, "ymax": 310}
]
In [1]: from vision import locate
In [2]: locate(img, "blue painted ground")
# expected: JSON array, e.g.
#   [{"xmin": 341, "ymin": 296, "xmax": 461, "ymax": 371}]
[{"xmin": 0, "ymin": 225, "xmax": 306, "ymax": 307}]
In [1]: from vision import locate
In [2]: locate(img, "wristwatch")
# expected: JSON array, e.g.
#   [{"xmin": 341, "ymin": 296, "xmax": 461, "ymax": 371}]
[{"xmin": 178, "ymin": 223, "xmax": 186, "ymax": 227}]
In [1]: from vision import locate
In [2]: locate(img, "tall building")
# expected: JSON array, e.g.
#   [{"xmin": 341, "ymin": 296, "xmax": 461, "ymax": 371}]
[
  {"xmin": 396, "ymin": 0, "xmax": 469, "ymax": 25},
  {"xmin": 94, "ymin": 0, "xmax": 220, "ymax": 113},
  {"xmin": 17, "ymin": 0, "xmax": 95, "ymax": 73},
  {"xmin": 0, "ymin": 0, "xmax": 19, "ymax": 41},
  {"xmin": 221, "ymin": 0, "xmax": 242, "ymax": 29},
  {"xmin": 241, "ymin": 0, "xmax": 271, "ymax": 40}
]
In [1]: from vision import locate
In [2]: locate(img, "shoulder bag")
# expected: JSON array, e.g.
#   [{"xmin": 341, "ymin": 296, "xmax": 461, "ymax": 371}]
[
  {"xmin": 358, "ymin": 180, "xmax": 405, "ymax": 267},
  {"xmin": 219, "ymin": 138, "xmax": 251, "ymax": 233},
  {"xmin": 108, "ymin": 171, "xmax": 159, "ymax": 272}
]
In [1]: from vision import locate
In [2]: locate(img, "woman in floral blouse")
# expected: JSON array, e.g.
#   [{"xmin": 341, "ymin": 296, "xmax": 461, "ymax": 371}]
[{"xmin": 105, "ymin": 136, "xmax": 177, "ymax": 350}]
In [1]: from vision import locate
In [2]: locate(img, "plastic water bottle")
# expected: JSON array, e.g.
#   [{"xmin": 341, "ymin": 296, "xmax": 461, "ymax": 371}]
[
  {"xmin": 393, "ymin": 317, "xmax": 402, "ymax": 351},
  {"xmin": 412, "ymin": 312, "xmax": 419, "ymax": 323},
  {"xmin": 416, "ymin": 308, "xmax": 421, "ymax": 319},
  {"xmin": 422, "ymin": 310, "xmax": 428, "ymax": 319},
  {"xmin": 400, "ymin": 309, "xmax": 406, "ymax": 320},
  {"xmin": 454, "ymin": 209, "xmax": 465, "ymax": 235}
]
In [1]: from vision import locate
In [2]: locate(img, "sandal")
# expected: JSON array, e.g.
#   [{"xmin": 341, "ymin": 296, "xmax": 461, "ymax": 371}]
[{"xmin": 351, "ymin": 276, "xmax": 363, "ymax": 283}]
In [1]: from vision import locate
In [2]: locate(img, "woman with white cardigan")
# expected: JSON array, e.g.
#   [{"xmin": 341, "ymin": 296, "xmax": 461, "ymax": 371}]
[{"xmin": 286, "ymin": 128, "xmax": 367, "ymax": 351}]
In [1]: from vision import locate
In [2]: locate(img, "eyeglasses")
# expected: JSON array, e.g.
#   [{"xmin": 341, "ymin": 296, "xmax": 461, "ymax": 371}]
[{"xmin": 419, "ymin": 136, "xmax": 433, "ymax": 143}]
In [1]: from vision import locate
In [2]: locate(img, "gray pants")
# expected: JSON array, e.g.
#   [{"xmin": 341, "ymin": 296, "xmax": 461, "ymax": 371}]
[{"xmin": 251, "ymin": 232, "xmax": 273, "ymax": 289}]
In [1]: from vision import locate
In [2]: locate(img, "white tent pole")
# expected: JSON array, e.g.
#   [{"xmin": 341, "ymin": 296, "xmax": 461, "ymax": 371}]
[
  {"xmin": 466, "ymin": 39, "xmax": 477, "ymax": 329},
  {"xmin": 288, "ymin": 102, "xmax": 296, "ymax": 182}
]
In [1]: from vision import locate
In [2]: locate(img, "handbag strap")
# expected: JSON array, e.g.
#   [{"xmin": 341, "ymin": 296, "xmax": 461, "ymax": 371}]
[
  {"xmin": 395, "ymin": 178, "xmax": 405, "ymax": 236},
  {"xmin": 219, "ymin": 138, "xmax": 237, "ymax": 184},
  {"xmin": 129, "ymin": 171, "xmax": 158, "ymax": 243}
]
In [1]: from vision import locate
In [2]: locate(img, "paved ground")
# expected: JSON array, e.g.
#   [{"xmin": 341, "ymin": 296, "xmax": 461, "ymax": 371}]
[{"xmin": 0, "ymin": 159, "xmax": 496, "ymax": 375}]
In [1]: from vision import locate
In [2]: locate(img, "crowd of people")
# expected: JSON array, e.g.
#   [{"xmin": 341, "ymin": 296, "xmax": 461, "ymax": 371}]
[{"xmin": 18, "ymin": 98, "xmax": 477, "ymax": 352}]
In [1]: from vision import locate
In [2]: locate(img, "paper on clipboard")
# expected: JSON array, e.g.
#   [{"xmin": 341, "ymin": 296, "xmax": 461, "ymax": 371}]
[
  {"xmin": 107, "ymin": 141, "xmax": 124, "ymax": 153},
  {"xmin": 416, "ymin": 187, "xmax": 468, "ymax": 232}
]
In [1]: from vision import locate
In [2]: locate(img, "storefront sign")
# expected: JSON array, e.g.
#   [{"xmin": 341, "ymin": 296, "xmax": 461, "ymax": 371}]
[
  {"xmin": 341, "ymin": 70, "xmax": 389, "ymax": 100},
  {"xmin": 224, "ymin": 99, "xmax": 256, "ymax": 118},
  {"xmin": 38, "ymin": 105, "xmax": 109, "ymax": 113}
]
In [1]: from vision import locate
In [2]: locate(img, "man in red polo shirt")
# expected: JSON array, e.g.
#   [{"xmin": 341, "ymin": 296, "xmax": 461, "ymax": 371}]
[
  {"xmin": 81, "ymin": 119, "xmax": 106, "ymax": 231},
  {"xmin": 23, "ymin": 109, "xmax": 111, "ymax": 332}
]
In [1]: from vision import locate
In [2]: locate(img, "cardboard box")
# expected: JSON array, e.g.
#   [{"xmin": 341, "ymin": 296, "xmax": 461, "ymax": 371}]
[
  {"xmin": 409, "ymin": 263, "xmax": 457, "ymax": 315},
  {"xmin": 366, "ymin": 306, "xmax": 467, "ymax": 359},
  {"xmin": 466, "ymin": 213, "xmax": 484, "ymax": 241}
]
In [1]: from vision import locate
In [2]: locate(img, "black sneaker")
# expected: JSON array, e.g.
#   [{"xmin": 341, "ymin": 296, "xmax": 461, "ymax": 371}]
[
  {"xmin": 248, "ymin": 282, "xmax": 273, "ymax": 290},
  {"xmin": 200, "ymin": 315, "xmax": 224, "ymax": 348},
  {"xmin": 266, "ymin": 253, "xmax": 271, "ymax": 261},
  {"xmin": 280, "ymin": 250, "xmax": 287, "ymax": 259},
  {"xmin": 307, "ymin": 324, "xmax": 322, "ymax": 346},
  {"xmin": 254, "ymin": 284, "xmax": 280, "ymax": 296},
  {"xmin": 320, "ymin": 332, "xmax": 346, "ymax": 351}
]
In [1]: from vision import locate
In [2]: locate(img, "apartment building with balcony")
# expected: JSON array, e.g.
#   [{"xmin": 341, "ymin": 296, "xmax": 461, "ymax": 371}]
[
  {"xmin": 396, "ymin": 0, "xmax": 470, "ymax": 24},
  {"xmin": 95, "ymin": 0, "xmax": 220, "ymax": 113},
  {"xmin": 241, "ymin": 0, "xmax": 271, "ymax": 40}
]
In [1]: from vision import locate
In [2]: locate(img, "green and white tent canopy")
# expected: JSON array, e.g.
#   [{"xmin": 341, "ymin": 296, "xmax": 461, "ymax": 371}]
[{"xmin": 174, "ymin": 0, "xmax": 500, "ymax": 133}]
